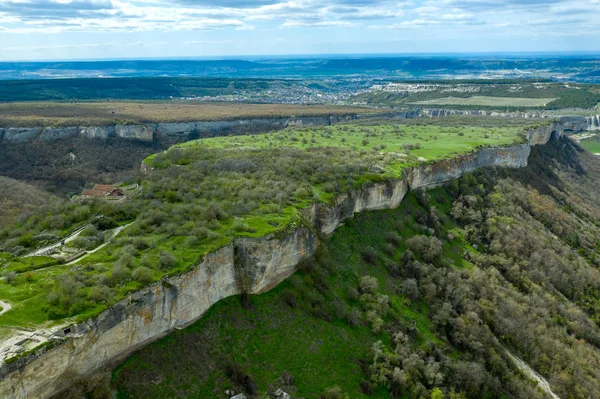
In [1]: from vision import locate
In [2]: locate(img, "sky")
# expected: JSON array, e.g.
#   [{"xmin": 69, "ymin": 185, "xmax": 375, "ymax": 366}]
[{"xmin": 0, "ymin": 0, "xmax": 599, "ymax": 61}]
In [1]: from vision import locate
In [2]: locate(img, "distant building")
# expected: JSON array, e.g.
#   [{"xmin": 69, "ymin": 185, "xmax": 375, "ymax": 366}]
[{"xmin": 81, "ymin": 184, "xmax": 124, "ymax": 199}]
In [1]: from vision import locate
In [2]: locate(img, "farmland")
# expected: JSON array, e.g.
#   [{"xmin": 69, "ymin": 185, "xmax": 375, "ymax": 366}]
[
  {"xmin": 409, "ymin": 96, "xmax": 557, "ymax": 107},
  {"xmin": 0, "ymin": 101, "xmax": 370, "ymax": 128}
]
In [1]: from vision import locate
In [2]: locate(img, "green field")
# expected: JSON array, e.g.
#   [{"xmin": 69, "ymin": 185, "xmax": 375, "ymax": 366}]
[
  {"xmin": 0, "ymin": 118, "xmax": 540, "ymax": 333},
  {"xmin": 410, "ymin": 96, "xmax": 557, "ymax": 107},
  {"xmin": 580, "ymin": 139, "xmax": 600, "ymax": 154},
  {"xmin": 181, "ymin": 119, "xmax": 525, "ymax": 163}
]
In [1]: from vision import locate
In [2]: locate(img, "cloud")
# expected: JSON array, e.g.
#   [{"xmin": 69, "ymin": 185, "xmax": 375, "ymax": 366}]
[
  {"xmin": 0, "ymin": 0, "xmax": 597, "ymax": 51},
  {"xmin": 282, "ymin": 19, "xmax": 360, "ymax": 27},
  {"xmin": 185, "ymin": 39, "xmax": 234, "ymax": 44}
]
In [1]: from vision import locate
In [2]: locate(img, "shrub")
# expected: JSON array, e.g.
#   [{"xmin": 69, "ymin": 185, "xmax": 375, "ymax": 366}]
[
  {"xmin": 361, "ymin": 246, "xmax": 378, "ymax": 265},
  {"xmin": 347, "ymin": 307, "xmax": 362, "ymax": 326},
  {"xmin": 95, "ymin": 217, "xmax": 118, "ymax": 231},
  {"xmin": 132, "ymin": 266, "xmax": 154, "ymax": 284},
  {"xmin": 321, "ymin": 386, "xmax": 347, "ymax": 399},
  {"xmin": 359, "ymin": 380, "xmax": 373, "ymax": 396},
  {"xmin": 159, "ymin": 251, "xmax": 177, "ymax": 269},
  {"xmin": 283, "ymin": 292, "xmax": 297, "ymax": 309},
  {"xmin": 90, "ymin": 285, "xmax": 114, "ymax": 303},
  {"xmin": 109, "ymin": 265, "xmax": 131, "ymax": 286},
  {"xmin": 359, "ymin": 276, "xmax": 379, "ymax": 294},
  {"xmin": 4, "ymin": 271, "xmax": 16, "ymax": 285}
]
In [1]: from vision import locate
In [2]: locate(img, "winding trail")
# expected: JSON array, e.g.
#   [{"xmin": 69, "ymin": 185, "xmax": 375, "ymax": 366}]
[
  {"xmin": 66, "ymin": 223, "xmax": 134, "ymax": 266},
  {"xmin": 23, "ymin": 224, "xmax": 89, "ymax": 258},
  {"xmin": 505, "ymin": 349, "xmax": 560, "ymax": 399}
]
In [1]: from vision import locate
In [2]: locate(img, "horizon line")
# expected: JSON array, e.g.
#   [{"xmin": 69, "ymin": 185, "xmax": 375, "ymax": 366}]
[{"xmin": 3, "ymin": 50, "xmax": 600, "ymax": 63}]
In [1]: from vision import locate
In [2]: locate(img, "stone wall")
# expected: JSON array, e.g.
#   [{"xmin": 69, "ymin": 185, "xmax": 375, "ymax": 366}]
[{"xmin": 0, "ymin": 122, "xmax": 563, "ymax": 399}]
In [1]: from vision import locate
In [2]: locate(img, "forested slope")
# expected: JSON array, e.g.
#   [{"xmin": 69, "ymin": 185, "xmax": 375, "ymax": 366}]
[{"xmin": 108, "ymin": 137, "xmax": 600, "ymax": 399}]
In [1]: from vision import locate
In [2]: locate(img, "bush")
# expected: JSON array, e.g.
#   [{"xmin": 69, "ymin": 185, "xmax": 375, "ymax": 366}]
[
  {"xmin": 132, "ymin": 266, "xmax": 154, "ymax": 284},
  {"xmin": 359, "ymin": 380, "xmax": 373, "ymax": 396},
  {"xmin": 4, "ymin": 271, "xmax": 16, "ymax": 285},
  {"xmin": 361, "ymin": 246, "xmax": 378, "ymax": 265},
  {"xmin": 90, "ymin": 285, "xmax": 114, "ymax": 303},
  {"xmin": 158, "ymin": 251, "xmax": 177, "ymax": 269},
  {"xmin": 321, "ymin": 386, "xmax": 347, "ymax": 399},
  {"xmin": 359, "ymin": 276, "xmax": 379, "ymax": 294},
  {"xmin": 95, "ymin": 217, "xmax": 118, "ymax": 231}
]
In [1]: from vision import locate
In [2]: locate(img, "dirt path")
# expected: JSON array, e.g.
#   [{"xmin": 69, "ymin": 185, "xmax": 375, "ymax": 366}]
[
  {"xmin": 23, "ymin": 224, "xmax": 89, "ymax": 258},
  {"xmin": 505, "ymin": 349, "xmax": 560, "ymax": 399},
  {"xmin": 66, "ymin": 223, "xmax": 133, "ymax": 266}
]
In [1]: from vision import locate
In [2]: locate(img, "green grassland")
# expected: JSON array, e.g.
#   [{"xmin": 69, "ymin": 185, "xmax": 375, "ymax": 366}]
[
  {"xmin": 0, "ymin": 117, "xmax": 540, "ymax": 334},
  {"xmin": 580, "ymin": 138, "xmax": 600, "ymax": 154},
  {"xmin": 409, "ymin": 96, "xmax": 557, "ymax": 107},
  {"xmin": 179, "ymin": 119, "xmax": 525, "ymax": 163}
]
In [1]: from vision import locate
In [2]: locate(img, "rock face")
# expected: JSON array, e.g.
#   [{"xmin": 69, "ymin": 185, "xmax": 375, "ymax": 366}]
[
  {"xmin": 78, "ymin": 126, "xmax": 116, "ymax": 139},
  {"xmin": 0, "ymin": 122, "xmax": 563, "ymax": 399},
  {"xmin": 3, "ymin": 128, "xmax": 42, "ymax": 143},
  {"xmin": 38, "ymin": 127, "xmax": 79, "ymax": 141},
  {"xmin": 407, "ymin": 144, "xmax": 531, "ymax": 190},
  {"xmin": 555, "ymin": 115, "xmax": 600, "ymax": 132},
  {"xmin": 115, "ymin": 125, "xmax": 154, "ymax": 141},
  {"xmin": 0, "ymin": 115, "xmax": 359, "ymax": 143}
]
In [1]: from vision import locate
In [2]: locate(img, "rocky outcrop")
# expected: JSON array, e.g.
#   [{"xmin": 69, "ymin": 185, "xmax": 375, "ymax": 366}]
[
  {"xmin": 78, "ymin": 126, "xmax": 116, "ymax": 139},
  {"xmin": 3, "ymin": 128, "xmax": 43, "ymax": 143},
  {"xmin": 115, "ymin": 125, "xmax": 154, "ymax": 142},
  {"xmin": 407, "ymin": 144, "xmax": 531, "ymax": 190},
  {"xmin": 417, "ymin": 108, "xmax": 599, "ymax": 133},
  {"xmin": 587, "ymin": 115, "xmax": 600, "ymax": 131},
  {"xmin": 0, "ymin": 115, "xmax": 358, "ymax": 144},
  {"xmin": 0, "ymin": 122, "xmax": 563, "ymax": 399},
  {"xmin": 38, "ymin": 127, "xmax": 79, "ymax": 141}
]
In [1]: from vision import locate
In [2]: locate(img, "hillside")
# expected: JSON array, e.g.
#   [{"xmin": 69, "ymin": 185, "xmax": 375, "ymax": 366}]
[
  {"xmin": 107, "ymin": 136, "xmax": 600, "ymax": 399},
  {"xmin": 0, "ymin": 116, "xmax": 563, "ymax": 399},
  {"xmin": 0, "ymin": 117, "xmax": 537, "ymax": 336},
  {"xmin": 0, "ymin": 177, "xmax": 52, "ymax": 228}
]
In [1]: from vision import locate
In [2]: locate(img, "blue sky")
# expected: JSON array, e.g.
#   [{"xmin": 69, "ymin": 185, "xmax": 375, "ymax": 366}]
[{"xmin": 0, "ymin": 0, "xmax": 599, "ymax": 61}]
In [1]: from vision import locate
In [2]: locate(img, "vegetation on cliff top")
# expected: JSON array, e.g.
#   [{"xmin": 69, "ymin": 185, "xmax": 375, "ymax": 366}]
[
  {"xmin": 110, "ymin": 138, "xmax": 600, "ymax": 399},
  {"xmin": 0, "ymin": 102, "xmax": 371, "ymax": 128},
  {"xmin": 0, "ymin": 117, "xmax": 540, "ymax": 337}
]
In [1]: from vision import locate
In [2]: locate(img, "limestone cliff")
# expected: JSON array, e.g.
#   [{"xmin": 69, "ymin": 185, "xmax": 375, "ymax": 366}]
[
  {"xmin": 0, "ymin": 122, "xmax": 563, "ymax": 399},
  {"xmin": 0, "ymin": 115, "xmax": 358, "ymax": 144}
]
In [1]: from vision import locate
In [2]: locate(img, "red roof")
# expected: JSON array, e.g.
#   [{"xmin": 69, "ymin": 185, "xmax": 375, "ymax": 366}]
[
  {"xmin": 82, "ymin": 184, "xmax": 117, "ymax": 197},
  {"xmin": 92, "ymin": 184, "xmax": 115, "ymax": 192}
]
